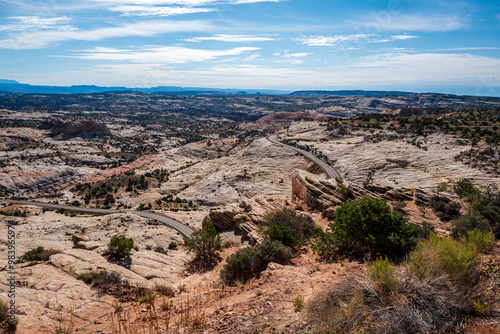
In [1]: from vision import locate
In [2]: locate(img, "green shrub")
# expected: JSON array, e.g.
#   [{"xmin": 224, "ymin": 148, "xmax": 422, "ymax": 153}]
[
  {"xmin": 321, "ymin": 209, "xmax": 335, "ymax": 221},
  {"xmin": 453, "ymin": 179, "xmax": 500, "ymax": 235},
  {"xmin": 415, "ymin": 221, "xmax": 435, "ymax": 239},
  {"xmin": 292, "ymin": 295, "xmax": 305, "ymax": 311},
  {"xmin": 0, "ymin": 298, "xmax": 17, "ymax": 331},
  {"xmin": 261, "ymin": 208, "xmax": 315, "ymax": 248},
  {"xmin": 222, "ymin": 240, "xmax": 234, "ymax": 248},
  {"xmin": 313, "ymin": 196, "xmax": 419, "ymax": 257},
  {"xmin": 335, "ymin": 178, "xmax": 354, "ymax": 199},
  {"xmin": 451, "ymin": 213, "xmax": 490, "ymax": 239},
  {"xmin": 462, "ymin": 230, "xmax": 495, "ymax": 253},
  {"xmin": 238, "ymin": 200, "xmax": 252, "ymax": 212},
  {"xmin": 19, "ymin": 246, "xmax": 61, "ymax": 262},
  {"xmin": 407, "ymin": 234, "xmax": 479, "ymax": 282},
  {"xmin": 308, "ymin": 233, "xmax": 494, "ymax": 334},
  {"xmin": 141, "ymin": 292, "xmax": 156, "ymax": 304},
  {"xmin": 366, "ymin": 257, "xmax": 399, "ymax": 292},
  {"xmin": 454, "ymin": 178, "xmax": 479, "ymax": 198},
  {"xmin": 253, "ymin": 238, "xmax": 294, "ymax": 267},
  {"xmin": 265, "ymin": 223, "xmax": 303, "ymax": 248},
  {"xmin": 77, "ymin": 270, "xmax": 122, "ymax": 287},
  {"xmin": 311, "ymin": 230, "xmax": 338, "ymax": 261},
  {"xmin": 220, "ymin": 247, "xmax": 254, "ymax": 283},
  {"xmin": 185, "ymin": 220, "xmax": 221, "ymax": 264},
  {"xmin": 168, "ymin": 241, "xmax": 178, "ymax": 250},
  {"xmin": 156, "ymin": 285, "xmax": 175, "ymax": 297},
  {"xmin": 430, "ymin": 195, "xmax": 461, "ymax": 221},
  {"xmin": 393, "ymin": 200, "xmax": 407, "ymax": 213},
  {"xmin": 109, "ymin": 236, "xmax": 134, "ymax": 258},
  {"xmin": 154, "ymin": 246, "xmax": 168, "ymax": 255},
  {"xmin": 220, "ymin": 240, "xmax": 292, "ymax": 284}
]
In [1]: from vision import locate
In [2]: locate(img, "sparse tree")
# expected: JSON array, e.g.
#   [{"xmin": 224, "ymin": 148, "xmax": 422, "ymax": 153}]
[
  {"xmin": 185, "ymin": 220, "xmax": 221, "ymax": 264},
  {"xmin": 109, "ymin": 236, "xmax": 134, "ymax": 258}
]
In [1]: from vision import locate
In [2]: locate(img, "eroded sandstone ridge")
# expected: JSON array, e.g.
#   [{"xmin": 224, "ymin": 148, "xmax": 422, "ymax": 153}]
[
  {"xmin": 0, "ymin": 165, "xmax": 85, "ymax": 197},
  {"xmin": 202, "ymin": 197, "xmax": 287, "ymax": 245},
  {"xmin": 291, "ymin": 169, "xmax": 435, "ymax": 211},
  {"xmin": 0, "ymin": 209, "xmax": 188, "ymax": 333},
  {"xmin": 39, "ymin": 119, "xmax": 112, "ymax": 139},
  {"xmin": 204, "ymin": 168, "xmax": 438, "ymax": 244}
]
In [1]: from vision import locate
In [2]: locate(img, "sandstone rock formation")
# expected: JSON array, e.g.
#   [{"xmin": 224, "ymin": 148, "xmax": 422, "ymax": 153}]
[
  {"xmin": 0, "ymin": 164, "xmax": 86, "ymax": 197},
  {"xmin": 283, "ymin": 125, "xmax": 500, "ymax": 191},
  {"xmin": 256, "ymin": 111, "xmax": 327, "ymax": 125},
  {"xmin": 291, "ymin": 169, "xmax": 431, "ymax": 211},
  {"xmin": 39, "ymin": 119, "xmax": 112, "ymax": 139},
  {"xmin": 203, "ymin": 197, "xmax": 288, "ymax": 244},
  {"xmin": 0, "ymin": 209, "xmax": 190, "ymax": 333}
]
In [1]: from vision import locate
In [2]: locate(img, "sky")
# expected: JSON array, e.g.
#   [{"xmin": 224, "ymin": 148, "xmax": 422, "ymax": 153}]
[{"xmin": 0, "ymin": 0, "xmax": 500, "ymax": 95}]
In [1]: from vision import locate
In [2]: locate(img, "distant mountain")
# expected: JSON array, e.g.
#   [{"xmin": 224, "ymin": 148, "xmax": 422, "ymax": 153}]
[
  {"xmin": 290, "ymin": 90, "xmax": 415, "ymax": 97},
  {"xmin": 153, "ymin": 90, "xmax": 254, "ymax": 96},
  {"xmin": 0, "ymin": 80, "xmax": 291, "ymax": 95},
  {"xmin": 0, "ymin": 79, "xmax": 20, "ymax": 84}
]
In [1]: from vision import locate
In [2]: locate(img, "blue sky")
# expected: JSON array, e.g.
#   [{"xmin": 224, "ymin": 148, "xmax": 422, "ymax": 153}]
[{"xmin": 0, "ymin": 0, "xmax": 499, "ymax": 95}]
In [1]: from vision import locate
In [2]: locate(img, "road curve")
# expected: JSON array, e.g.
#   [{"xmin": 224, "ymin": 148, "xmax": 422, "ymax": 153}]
[
  {"xmin": 268, "ymin": 127, "xmax": 342, "ymax": 180},
  {"xmin": 0, "ymin": 199, "xmax": 194, "ymax": 237}
]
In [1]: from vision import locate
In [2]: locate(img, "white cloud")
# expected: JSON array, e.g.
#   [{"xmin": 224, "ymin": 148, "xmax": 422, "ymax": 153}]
[
  {"xmin": 110, "ymin": 5, "xmax": 214, "ymax": 16},
  {"xmin": 361, "ymin": 14, "xmax": 466, "ymax": 32},
  {"xmin": 0, "ymin": 16, "xmax": 74, "ymax": 32},
  {"xmin": 185, "ymin": 34, "xmax": 276, "ymax": 42},
  {"xmin": 273, "ymin": 51, "xmax": 311, "ymax": 64},
  {"xmin": 30, "ymin": 53, "xmax": 500, "ymax": 94},
  {"xmin": 242, "ymin": 53, "xmax": 261, "ymax": 61},
  {"xmin": 69, "ymin": 45, "xmax": 260, "ymax": 63},
  {"xmin": 91, "ymin": 0, "xmax": 285, "ymax": 5},
  {"xmin": 273, "ymin": 52, "xmax": 311, "ymax": 58},
  {"xmin": 0, "ymin": 20, "xmax": 211, "ymax": 49},
  {"xmin": 295, "ymin": 34, "xmax": 371, "ymax": 46},
  {"xmin": 289, "ymin": 52, "xmax": 311, "ymax": 57},
  {"xmin": 390, "ymin": 35, "xmax": 419, "ymax": 41},
  {"xmin": 230, "ymin": 0, "xmax": 283, "ymax": 3},
  {"xmin": 295, "ymin": 34, "xmax": 417, "ymax": 46},
  {"xmin": 275, "ymin": 59, "xmax": 304, "ymax": 64},
  {"xmin": 372, "ymin": 35, "xmax": 419, "ymax": 43},
  {"xmin": 432, "ymin": 47, "xmax": 500, "ymax": 51},
  {"xmin": 333, "ymin": 53, "xmax": 500, "ymax": 89}
]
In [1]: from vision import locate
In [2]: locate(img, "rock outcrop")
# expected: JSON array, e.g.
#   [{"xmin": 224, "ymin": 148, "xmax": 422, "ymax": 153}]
[
  {"xmin": 256, "ymin": 111, "xmax": 327, "ymax": 125},
  {"xmin": 0, "ymin": 165, "xmax": 85, "ymax": 197},
  {"xmin": 291, "ymin": 169, "xmax": 429, "ymax": 210},
  {"xmin": 39, "ymin": 119, "xmax": 112, "ymax": 139},
  {"xmin": 203, "ymin": 170, "xmax": 437, "ymax": 243},
  {"xmin": 203, "ymin": 197, "xmax": 286, "ymax": 244}
]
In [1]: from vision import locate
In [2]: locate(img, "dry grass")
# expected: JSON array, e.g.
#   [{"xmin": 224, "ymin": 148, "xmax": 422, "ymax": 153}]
[
  {"xmin": 0, "ymin": 298, "xmax": 17, "ymax": 333},
  {"xmin": 307, "ymin": 272, "xmax": 487, "ymax": 333},
  {"xmin": 307, "ymin": 234, "xmax": 499, "ymax": 334},
  {"xmin": 407, "ymin": 234, "xmax": 480, "ymax": 285},
  {"xmin": 108, "ymin": 282, "xmax": 230, "ymax": 334}
]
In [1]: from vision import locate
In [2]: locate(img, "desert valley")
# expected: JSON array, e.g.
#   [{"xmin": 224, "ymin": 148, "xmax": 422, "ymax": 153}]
[{"xmin": 0, "ymin": 91, "xmax": 499, "ymax": 333}]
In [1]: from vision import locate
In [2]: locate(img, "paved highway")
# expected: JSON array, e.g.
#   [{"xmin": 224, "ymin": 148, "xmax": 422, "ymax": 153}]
[
  {"xmin": 268, "ymin": 127, "xmax": 342, "ymax": 180},
  {"xmin": 0, "ymin": 199, "xmax": 194, "ymax": 237},
  {"xmin": 1, "ymin": 127, "xmax": 337, "ymax": 236}
]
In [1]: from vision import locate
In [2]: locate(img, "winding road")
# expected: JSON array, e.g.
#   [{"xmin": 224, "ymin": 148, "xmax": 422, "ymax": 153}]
[
  {"xmin": 0, "ymin": 199, "xmax": 194, "ymax": 237},
  {"xmin": 1, "ymin": 128, "xmax": 338, "ymax": 236},
  {"xmin": 268, "ymin": 127, "xmax": 342, "ymax": 180}
]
